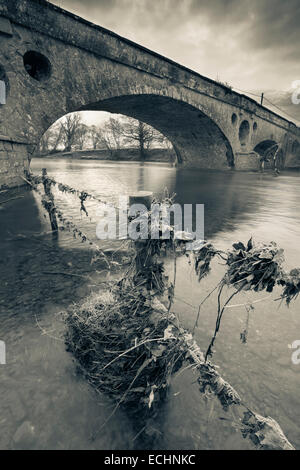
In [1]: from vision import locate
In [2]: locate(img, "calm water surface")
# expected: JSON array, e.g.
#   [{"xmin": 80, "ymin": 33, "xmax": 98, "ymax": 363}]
[{"xmin": 1, "ymin": 157, "xmax": 300, "ymax": 449}]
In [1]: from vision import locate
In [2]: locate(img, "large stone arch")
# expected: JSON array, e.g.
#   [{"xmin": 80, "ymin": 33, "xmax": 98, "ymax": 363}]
[
  {"xmin": 0, "ymin": 29, "xmax": 237, "ymax": 173},
  {"xmin": 37, "ymin": 93, "xmax": 235, "ymax": 170}
]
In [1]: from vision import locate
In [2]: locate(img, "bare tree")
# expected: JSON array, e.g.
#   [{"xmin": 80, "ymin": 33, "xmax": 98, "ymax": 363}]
[
  {"xmin": 49, "ymin": 122, "xmax": 64, "ymax": 153},
  {"xmin": 89, "ymin": 118, "xmax": 123, "ymax": 154},
  {"xmin": 38, "ymin": 114, "xmax": 173, "ymax": 160},
  {"xmin": 74, "ymin": 123, "xmax": 89, "ymax": 150},
  {"xmin": 89, "ymin": 125, "xmax": 104, "ymax": 150},
  {"xmin": 96, "ymin": 118, "xmax": 123, "ymax": 158},
  {"xmin": 106, "ymin": 118, "xmax": 123, "ymax": 151},
  {"xmin": 59, "ymin": 113, "xmax": 82, "ymax": 152},
  {"xmin": 121, "ymin": 118, "xmax": 164, "ymax": 160},
  {"xmin": 38, "ymin": 127, "xmax": 54, "ymax": 155},
  {"xmin": 37, "ymin": 122, "xmax": 64, "ymax": 155}
]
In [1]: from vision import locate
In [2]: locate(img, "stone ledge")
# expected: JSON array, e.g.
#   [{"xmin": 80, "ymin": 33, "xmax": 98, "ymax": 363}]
[
  {"xmin": 0, "ymin": 135, "xmax": 29, "ymax": 145},
  {"xmin": 0, "ymin": 16, "xmax": 12, "ymax": 36}
]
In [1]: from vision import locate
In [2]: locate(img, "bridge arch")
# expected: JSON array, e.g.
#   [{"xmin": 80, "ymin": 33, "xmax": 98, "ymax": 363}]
[
  {"xmin": 253, "ymin": 139, "xmax": 286, "ymax": 170},
  {"xmin": 253, "ymin": 139, "xmax": 278, "ymax": 157},
  {"xmin": 36, "ymin": 93, "xmax": 235, "ymax": 170}
]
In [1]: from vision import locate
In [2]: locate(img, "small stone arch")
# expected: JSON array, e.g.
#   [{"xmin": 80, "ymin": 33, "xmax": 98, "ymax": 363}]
[
  {"xmin": 254, "ymin": 140, "xmax": 278, "ymax": 170},
  {"xmin": 254, "ymin": 140, "xmax": 277, "ymax": 156},
  {"xmin": 239, "ymin": 120, "xmax": 250, "ymax": 145}
]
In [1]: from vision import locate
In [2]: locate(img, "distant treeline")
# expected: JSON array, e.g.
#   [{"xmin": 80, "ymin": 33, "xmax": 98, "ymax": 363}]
[{"xmin": 37, "ymin": 112, "xmax": 176, "ymax": 162}]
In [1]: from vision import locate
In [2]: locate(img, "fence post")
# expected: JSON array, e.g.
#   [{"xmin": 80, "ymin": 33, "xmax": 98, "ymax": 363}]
[
  {"xmin": 41, "ymin": 168, "xmax": 58, "ymax": 234},
  {"xmin": 128, "ymin": 191, "xmax": 153, "ymax": 275},
  {"xmin": 128, "ymin": 191, "xmax": 152, "ymax": 211}
]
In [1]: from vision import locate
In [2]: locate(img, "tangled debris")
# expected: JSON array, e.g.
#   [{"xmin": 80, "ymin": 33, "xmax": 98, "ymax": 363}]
[
  {"xmin": 226, "ymin": 239, "xmax": 284, "ymax": 293},
  {"xmin": 194, "ymin": 242, "xmax": 219, "ymax": 281},
  {"xmin": 64, "ymin": 233, "xmax": 297, "ymax": 449},
  {"xmin": 25, "ymin": 172, "xmax": 297, "ymax": 449},
  {"xmin": 242, "ymin": 412, "xmax": 295, "ymax": 450},
  {"xmin": 64, "ymin": 280, "xmax": 295, "ymax": 449},
  {"xmin": 65, "ymin": 283, "xmax": 185, "ymax": 422},
  {"xmin": 278, "ymin": 268, "xmax": 300, "ymax": 305},
  {"xmin": 193, "ymin": 238, "xmax": 300, "ymax": 359}
]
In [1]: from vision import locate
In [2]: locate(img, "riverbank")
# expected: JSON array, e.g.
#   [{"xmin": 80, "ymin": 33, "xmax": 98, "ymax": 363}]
[
  {"xmin": 35, "ymin": 148, "xmax": 300, "ymax": 171},
  {"xmin": 37, "ymin": 148, "xmax": 176, "ymax": 163}
]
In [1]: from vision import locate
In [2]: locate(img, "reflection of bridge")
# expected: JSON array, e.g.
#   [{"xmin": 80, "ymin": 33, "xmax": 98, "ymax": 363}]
[{"xmin": 0, "ymin": 0, "xmax": 300, "ymax": 189}]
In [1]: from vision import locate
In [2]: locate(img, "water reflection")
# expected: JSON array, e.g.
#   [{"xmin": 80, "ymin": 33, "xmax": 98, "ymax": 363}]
[{"xmin": 30, "ymin": 159, "xmax": 268, "ymax": 242}]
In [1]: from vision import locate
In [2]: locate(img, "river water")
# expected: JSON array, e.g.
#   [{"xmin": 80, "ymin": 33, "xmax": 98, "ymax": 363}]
[{"xmin": 1, "ymin": 157, "xmax": 300, "ymax": 449}]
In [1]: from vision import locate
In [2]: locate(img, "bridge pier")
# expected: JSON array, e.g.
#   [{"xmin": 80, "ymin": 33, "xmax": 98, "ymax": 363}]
[
  {"xmin": 234, "ymin": 152, "xmax": 261, "ymax": 171},
  {"xmin": 0, "ymin": 137, "xmax": 30, "ymax": 189}
]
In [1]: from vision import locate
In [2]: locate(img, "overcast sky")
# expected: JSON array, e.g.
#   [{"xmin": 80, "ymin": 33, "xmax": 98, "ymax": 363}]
[
  {"xmin": 50, "ymin": 0, "xmax": 300, "ymax": 125},
  {"xmin": 52, "ymin": 0, "xmax": 300, "ymax": 91}
]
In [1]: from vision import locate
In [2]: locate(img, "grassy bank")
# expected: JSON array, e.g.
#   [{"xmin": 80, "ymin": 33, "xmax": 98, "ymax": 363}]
[{"xmin": 37, "ymin": 148, "xmax": 176, "ymax": 163}]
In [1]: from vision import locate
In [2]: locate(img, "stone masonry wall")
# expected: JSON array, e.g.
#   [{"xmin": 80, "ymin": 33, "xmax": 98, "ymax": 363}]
[{"xmin": 0, "ymin": 138, "xmax": 29, "ymax": 189}]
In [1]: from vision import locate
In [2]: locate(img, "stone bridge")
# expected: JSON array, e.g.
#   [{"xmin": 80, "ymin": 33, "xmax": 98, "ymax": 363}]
[{"xmin": 0, "ymin": 0, "xmax": 300, "ymax": 189}]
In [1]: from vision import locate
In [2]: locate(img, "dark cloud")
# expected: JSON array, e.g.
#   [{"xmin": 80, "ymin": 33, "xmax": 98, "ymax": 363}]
[{"xmin": 51, "ymin": 0, "xmax": 300, "ymax": 91}]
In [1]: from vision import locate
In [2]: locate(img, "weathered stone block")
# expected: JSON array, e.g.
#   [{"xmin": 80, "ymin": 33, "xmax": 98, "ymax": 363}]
[
  {"xmin": 13, "ymin": 421, "xmax": 35, "ymax": 448},
  {"xmin": 0, "ymin": 16, "xmax": 12, "ymax": 36},
  {"xmin": 235, "ymin": 153, "xmax": 260, "ymax": 171}
]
